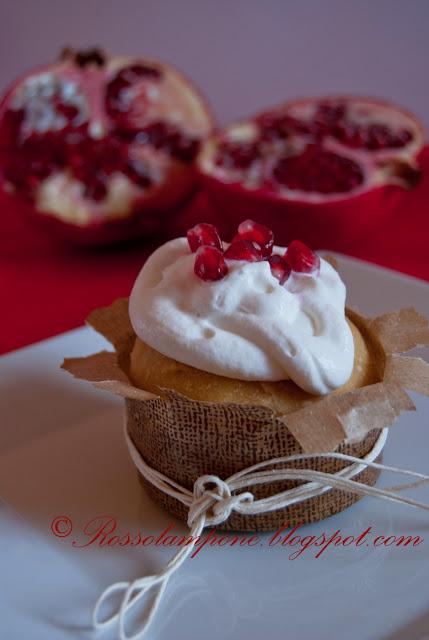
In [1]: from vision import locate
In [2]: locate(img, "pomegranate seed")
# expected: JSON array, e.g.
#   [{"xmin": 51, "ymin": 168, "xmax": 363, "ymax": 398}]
[
  {"xmin": 258, "ymin": 113, "xmax": 312, "ymax": 140},
  {"xmin": 194, "ymin": 246, "xmax": 228, "ymax": 281},
  {"xmin": 105, "ymin": 76, "xmax": 130, "ymax": 111},
  {"xmin": 138, "ymin": 121, "xmax": 169, "ymax": 148},
  {"xmin": 364, "ymin": 124, "xmax": 391, "ymax": 150},
  {"xmin": 106, "ymin": 65, "xmax": 162, "ymax": 114},
  {"xmin": 187, "ymin": 223, "xmax": 222, "ymax": 253},
  {"xmin": 394, "ymin": 129, "xmax": 412, "ymax": 146},
  {"xmin": 134, "ymin": 121, "xmax": 199, "ymax": 163},
  {"xmin": 315, "ymin": 102, "xmax": 346, "ymax": 127},
  {"xmin": 258, "ymin": 113, "xmax": 290, "ymax": 141},
  {"xmin": 267, "ymin": 254, "xmax": 291, "ymax": 285},
  {"xmin": 84, "ymin": 174, "xmax": 107, "ymax": 201},
  {"xmin": 0, "ymin": 108, "xmax": 24, "ymax": 143},
  {"xmin": 170, "ymin": 135, "xmax": 200, "ymax": 163},
  {"xmin": 55, "ymin": 102, "xmax": 79, "ymax": 122},
  {"xmin": 216, "ymin": 141, "xmax": 260, "ymax": 169},
  {"xmin": 335, "ymin": 123, "xmax": 360, "ymax": 146},
  {"xmin": 285, "ymin": 240, "xmax": 320, "ymax": 273},
  {"xmin": 235, "ymin": 219, "xmax": 274, "ymax": 257},
  {"xmin": 224, "ymin": 239, "xmax": 263, "ymax": 262}
]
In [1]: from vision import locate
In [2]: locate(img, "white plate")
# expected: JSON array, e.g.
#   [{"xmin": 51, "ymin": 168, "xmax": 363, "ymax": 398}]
[{"xmin": 1, "ymin": 254, "xmax": 429, "ymax": 640}]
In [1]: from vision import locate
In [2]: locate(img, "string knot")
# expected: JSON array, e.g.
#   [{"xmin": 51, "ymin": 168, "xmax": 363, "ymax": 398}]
[
  {"xmin": 189, "ymin": 474, "xmax": 254, "ymax": 527},
  {"xmin": 92, "ymin": 427, "xmax": 429, "ymax": 639}
]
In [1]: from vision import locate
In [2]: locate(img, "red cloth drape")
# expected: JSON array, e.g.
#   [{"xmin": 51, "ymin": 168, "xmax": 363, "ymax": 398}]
[{"xmin": 1, "ymin": 148, "xmax": 429, "ymax": 355}]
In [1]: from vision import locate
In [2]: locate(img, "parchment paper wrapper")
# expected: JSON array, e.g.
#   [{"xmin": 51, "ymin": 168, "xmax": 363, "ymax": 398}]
[{"xmin": 63, "ymin": 299, "xmax": 429, "ymax": 531}]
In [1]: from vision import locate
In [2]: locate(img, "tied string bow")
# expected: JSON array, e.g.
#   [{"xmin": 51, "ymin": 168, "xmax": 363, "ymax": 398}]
[
  {"xmin": 92, "ymin": 474, "xmax": 253, "ymax": 640},
  {"xmin": 189, "ymin": 475, "xmax": 254, "ymax": 527},
  {"xmin": 92, "ymin": 427, "xmax": 429, "ymax": 640}
]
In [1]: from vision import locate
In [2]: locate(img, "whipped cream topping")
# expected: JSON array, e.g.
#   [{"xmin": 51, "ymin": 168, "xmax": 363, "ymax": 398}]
[{"xmin": 129, "ymin": 238, "xmax": 355, "ymax": 395}]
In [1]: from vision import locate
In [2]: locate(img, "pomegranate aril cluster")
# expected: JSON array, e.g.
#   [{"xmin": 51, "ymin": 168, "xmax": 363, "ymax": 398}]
[
  {"xmin": 0, "ymin": 61, "xmax": 200, "ymax": 203},
  {"xmin": 216, "ymin": 140, "xmax": 261, "ymax": 170},
  {"xmin": 135, "ymin": 121, "xmax": 200, "ymax": 163},
  {"xmin": 188, "ymin": 219, "xmax": 320, "ymax": 283},
  {"xmin": 257, "ymin": 101, "xmax": 414, "ymax": 152},
  {"xmin": 273, "ymin": 147, "xmax": 364, "ymax": 194}
]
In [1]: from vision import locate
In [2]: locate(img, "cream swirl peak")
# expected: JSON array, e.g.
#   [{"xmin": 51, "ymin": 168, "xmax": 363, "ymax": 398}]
[{"xmin": 129, "ymin": 234, "xmax": 355, "ymax": 395}]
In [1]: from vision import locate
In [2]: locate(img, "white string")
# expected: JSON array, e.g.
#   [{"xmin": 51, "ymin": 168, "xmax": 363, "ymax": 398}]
[{"xmin": 92, "ymin": 426, "xmax": 429, "ymax": 640}]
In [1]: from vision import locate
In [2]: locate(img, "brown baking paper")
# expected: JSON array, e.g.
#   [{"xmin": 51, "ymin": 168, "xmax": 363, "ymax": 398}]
[
  {"xmin": 63, "ymin": 298, "xmax": 429, "ymax": 454},
  {"xmin": 62, "ymin": 298, "xmax": 429, "ymax": 531}
]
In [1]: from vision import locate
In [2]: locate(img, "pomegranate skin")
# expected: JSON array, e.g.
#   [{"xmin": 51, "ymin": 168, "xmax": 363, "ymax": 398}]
[
  {"xmin": 197, "ymin": 96, "xmax": 425, "ymax": 250},
  {"xmin": 199, "ymin": 172, "xmax": 407, "ymax": 251},
  {"xmin": 0, "ymin": 51, "xmax": 214, "ymax": 246},
  {"xmin": 2, "ymin": 185, "xmax": 198, "ymax": 247}
]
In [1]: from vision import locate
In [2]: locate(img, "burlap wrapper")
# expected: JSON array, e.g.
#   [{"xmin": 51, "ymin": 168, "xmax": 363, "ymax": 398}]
[{"xmin": 63, "ymin": 299, "xmax": 429, "ymax": 531}]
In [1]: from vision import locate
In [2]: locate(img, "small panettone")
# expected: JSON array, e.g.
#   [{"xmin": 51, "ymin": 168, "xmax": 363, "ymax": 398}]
[{"xmin": 63, "ymin": 221, "xmax": 429, "ymax": 531}]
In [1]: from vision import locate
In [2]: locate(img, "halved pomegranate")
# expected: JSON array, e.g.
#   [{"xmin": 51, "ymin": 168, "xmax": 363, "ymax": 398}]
[
  {"xmin": 197, "ymin": 96, "xmax": 424, "ymax": 250},
  {"xmin": 0, "ymin": 48, "xmax": 213, "ymax": 244}
]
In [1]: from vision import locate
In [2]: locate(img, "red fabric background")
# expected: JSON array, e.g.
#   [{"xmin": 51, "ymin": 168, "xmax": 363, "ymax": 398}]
[{"xmin": 1, "ymin": 148, "xmax": 429, "ymax": 355}]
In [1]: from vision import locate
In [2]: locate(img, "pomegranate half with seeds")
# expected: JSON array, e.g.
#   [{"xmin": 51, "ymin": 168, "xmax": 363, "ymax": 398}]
[
  {"xmin": 198, "ymin": 96, "xmax": 424, "ymax": 250},
  {"xmin": 0, "ymin": 48, "xmax": 213, "ymax": 244}
]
